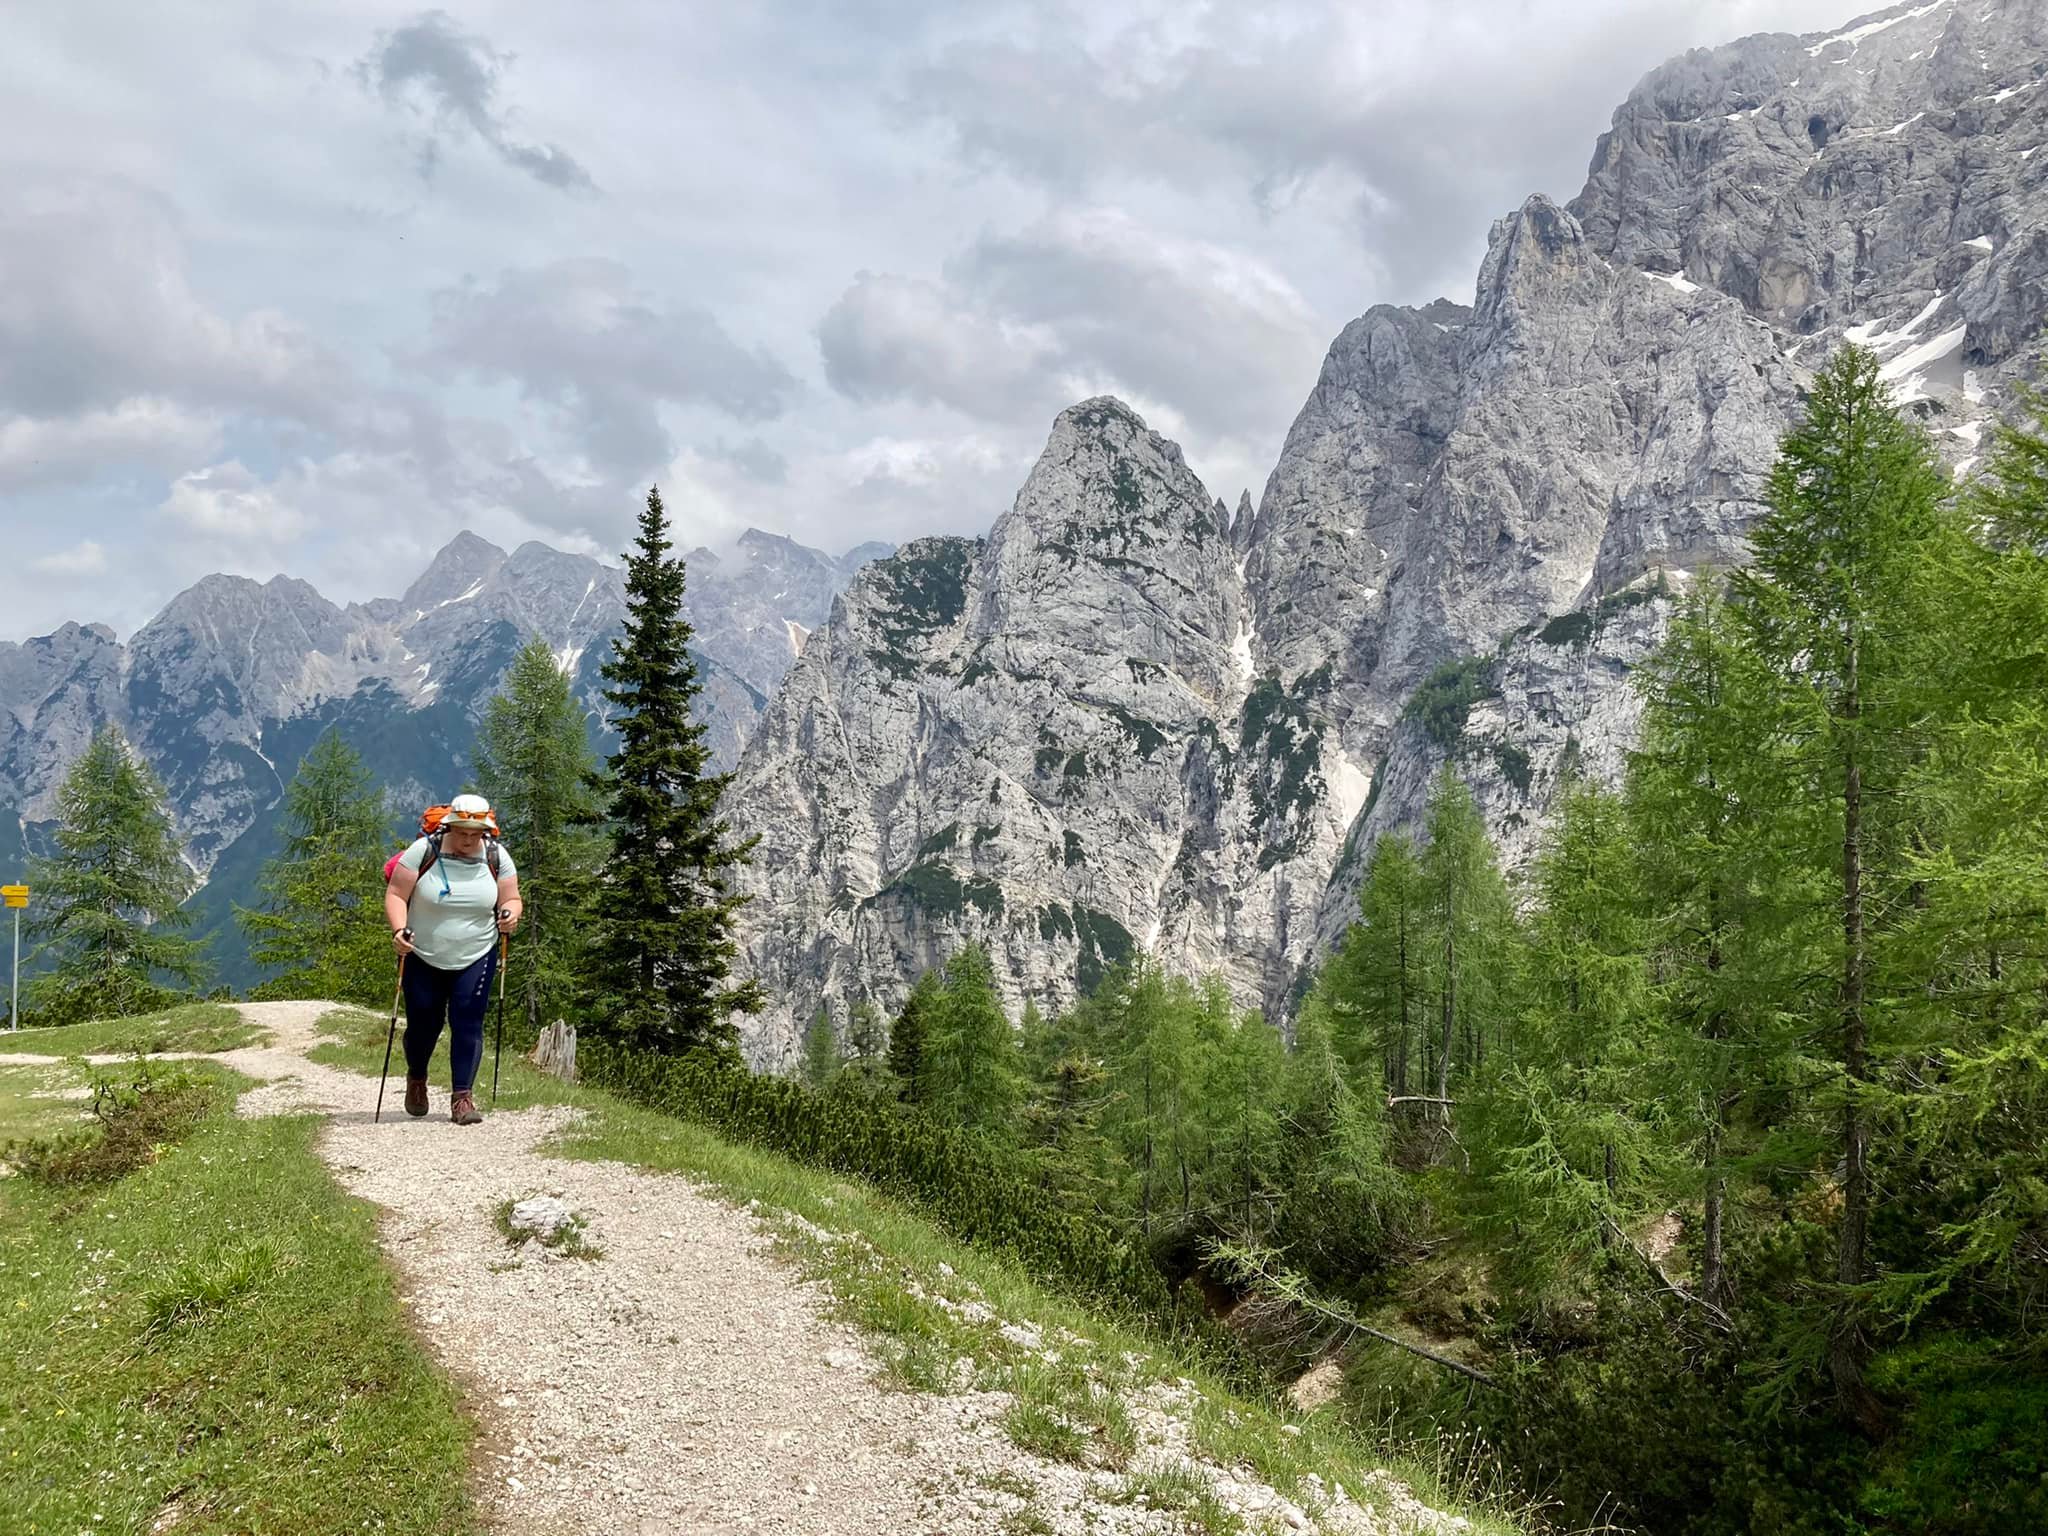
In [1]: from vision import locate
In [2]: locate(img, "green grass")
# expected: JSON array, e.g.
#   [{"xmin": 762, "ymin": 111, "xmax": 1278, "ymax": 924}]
[
  {"xmin": 1111, "ymin": 1463, "xmax": 1248, "ymax": 1534},
  {"xmin": 306, "ymin": 1006, "xmax": 1534, "ymax": 1534},
  {"xmin": 996, "ymin": 1357, "xmax": 1137, "ymax": 1469},
  {"xmin": 0, "ymin": 1061, "xmax": 475, "ymax": 1534},
  {"xmin": 5, "ymin": 1061, "xmax": 219, "ymax": 1185},
  {"xmin": 0, "ymin": 1060, "xmax": 95, "ymax": 1145},
  {"xmin": 0, "ymin": 1002, "xmax": 263, "ymax": 1058}
]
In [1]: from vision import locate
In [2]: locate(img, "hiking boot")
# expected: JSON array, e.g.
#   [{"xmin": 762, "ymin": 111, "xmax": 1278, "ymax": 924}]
[
  {"xmin": 450, "ymin": 1090, "xmax": 483, "ymax": 1126},
  {"xmin": 403, "ymin": 1078, "xmax": 429, "ymax": 1118}
]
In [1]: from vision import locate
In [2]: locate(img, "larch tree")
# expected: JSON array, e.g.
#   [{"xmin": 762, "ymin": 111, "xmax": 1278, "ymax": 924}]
[
  {"xmin": 920, "ymin": 945, "xmax": 1021, "ymax": 1134},
  {"xmin": 238, "ymin": 730, "xmax": 390, "ymax": 1006},
  {"xmin": 27, "ymin": 727, "xmax": 209, "ymax": 1024},
  {"xmin": 476, "ymin": 635, "xmax": 606, "ymax": 1041},
  {"xmin": 1418, "ymin": 763, "xmax": 1517, "ymax": 1129},
  {"xmin": 1733, "ymin": 343, "xmax": 1953, "ymax": 1429}
]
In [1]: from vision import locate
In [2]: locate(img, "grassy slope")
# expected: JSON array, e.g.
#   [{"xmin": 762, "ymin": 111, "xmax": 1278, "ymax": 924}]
[
  {"xmin": 313, "ymin": 1006, "xmax": 1529, "ymax": 1535},
  {"xmin": 0, "ymin": 1057, "xmax": 474, "ymax": 1535},
  {"xmin": 0, "ymin": 1002, "xmax": 265, "ymax": 1058}
]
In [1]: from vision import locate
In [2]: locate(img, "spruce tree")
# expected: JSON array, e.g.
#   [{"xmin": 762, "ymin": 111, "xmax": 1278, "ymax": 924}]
[
  {"xmin": 839, "ymin": 996, "xmax": 894, "ymax": 1094},
  {"xmin": 799, "ymin": 1002, "xmax": 840, "ymax": 1088},
  {"xmin": 590, "ymin": 486, "xmax": 762, "ymax": 1054},
  {"xmin": 27, "ymin": 726, "xmax": 208, "ymax": 1024},
  {"xmin": 237, "ymin": 730, "xmax": 389, "ymax": 1006},
  {"xmin": 888, "ymin": 970, "xmax": 940, "ymax": 1104},
  {"xmin": 478, "ymin": 635, "xmax": 606, "ymax": 1041}
]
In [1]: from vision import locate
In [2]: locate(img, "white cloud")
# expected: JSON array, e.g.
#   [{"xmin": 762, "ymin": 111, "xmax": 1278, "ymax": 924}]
[
  {"xmin": 819, "ymin": 272, "xmax": 1061, "ymax": 419},
  {"xmin": 159, "ymin": 461, "xmax": 313, "ymax": 541},
  {"xmin": 0, "ymin": 0, "xmax": 1865, "ymax": 642},
  {"xmin": 30, "ymin": 540, "xmax": 108, "ymax": 576},
  {"xmin": 0, "ymin": 398, "xmax": 220, "ymax": 492},
  {"xmin": 0, "ymin": 175, "xmax": 345, "ymax": 425},
  {"xmin": 417, "ymin": 258, "xmax": 799, "ymax": 481},
  {"xmin": 820, "ymin": 206, "xmax": 1322, "ymax": 447}
]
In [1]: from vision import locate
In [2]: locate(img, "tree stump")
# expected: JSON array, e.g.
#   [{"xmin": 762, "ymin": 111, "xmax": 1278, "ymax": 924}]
[{"xmin": 531, "ymin": 1019, "xmax": 577, "ymax": 1082}]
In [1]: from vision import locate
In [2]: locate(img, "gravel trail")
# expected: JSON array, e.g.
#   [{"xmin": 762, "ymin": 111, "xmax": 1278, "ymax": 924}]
[{"xmin": 204, "ymin": 1002, "xmax": 998, "ymax": 1534}]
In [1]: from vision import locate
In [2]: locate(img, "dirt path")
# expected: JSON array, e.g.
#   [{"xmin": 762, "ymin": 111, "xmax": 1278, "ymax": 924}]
[{"xmin": 180, "ymin": 1001, "xmax": 1024, "ymax": 1534}]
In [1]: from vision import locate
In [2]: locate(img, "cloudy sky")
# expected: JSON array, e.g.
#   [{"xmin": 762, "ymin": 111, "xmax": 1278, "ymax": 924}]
[{"xmin": 2, "ymin": 0, "xmax": 1860, "ymax": 641}]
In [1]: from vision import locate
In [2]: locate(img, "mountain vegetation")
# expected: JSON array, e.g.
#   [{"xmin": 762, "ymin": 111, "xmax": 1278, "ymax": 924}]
[
  {"xmin": 12, "ymin": 352, "xmax": 2045, "ymax": 1532},
  {"xmin": 476, "ymin": 635, "xmax": 607, "ymax": 1041}
]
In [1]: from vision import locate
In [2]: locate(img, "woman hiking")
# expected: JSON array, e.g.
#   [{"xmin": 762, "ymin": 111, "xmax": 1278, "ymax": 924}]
[{"xmin": 385, "ymin": 794, "xmax": 521, "ymax": 1125}]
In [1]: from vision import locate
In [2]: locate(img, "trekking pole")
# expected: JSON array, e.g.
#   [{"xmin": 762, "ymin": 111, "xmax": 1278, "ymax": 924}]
[
  {"xmin": 375, "ymin": 947, "xmax": 408, "ymax": 1123},
  {"xmin": 491, "ymin": 918, "xmax": 509, "ymax": 1103}
]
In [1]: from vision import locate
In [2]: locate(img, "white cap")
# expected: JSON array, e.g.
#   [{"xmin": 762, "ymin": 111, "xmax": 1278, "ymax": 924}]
[{"xmin": 444, "ymin": 793, "xmax": 494, "ymax": 829}]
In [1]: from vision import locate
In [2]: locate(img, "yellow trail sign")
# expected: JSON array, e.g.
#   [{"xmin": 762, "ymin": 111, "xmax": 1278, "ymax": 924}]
[{"xmin": 0, "ymin": 885, "xmax": 26, "ymax": 908}]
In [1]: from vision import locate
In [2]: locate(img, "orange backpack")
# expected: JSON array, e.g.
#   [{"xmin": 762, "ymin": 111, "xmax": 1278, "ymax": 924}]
[{"xmin": 384, "ymin": 804, "xmax": 505, "ymax": 883}]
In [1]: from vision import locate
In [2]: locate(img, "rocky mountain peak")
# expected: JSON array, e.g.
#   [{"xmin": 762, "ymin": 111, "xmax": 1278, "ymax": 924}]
[
  {"xmin": 1571, "ymin": 0, "xmax": 2045, "ymax": 397},
  {"xmin": 976, "ymin": 396, "xmax": 1240, "ymax": 690},
  {"xmin": 400, "ymin": 530, "xmax": 508, "ymax": 615},
  {"xmin": 1474, "ymin": 196, "xmax": 1605, "ymax": 337}
]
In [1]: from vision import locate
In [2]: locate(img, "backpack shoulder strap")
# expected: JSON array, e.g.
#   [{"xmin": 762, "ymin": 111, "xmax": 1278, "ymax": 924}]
[
  {"xmin": 486, "ymin": 838, "xmax": 502, "ymax": 879},
  {"xmin": 416, "ymin": 832, "xmax": 443, "ymax": 882}
]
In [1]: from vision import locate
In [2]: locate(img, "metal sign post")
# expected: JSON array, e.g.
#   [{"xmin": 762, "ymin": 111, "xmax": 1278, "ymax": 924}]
[{"xmin": 1, "ymin": 885, "xmax": 27, "ymax": 1032}]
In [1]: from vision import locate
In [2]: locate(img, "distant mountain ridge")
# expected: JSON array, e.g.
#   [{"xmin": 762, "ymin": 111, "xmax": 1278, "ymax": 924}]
[{"xmin": 0, "ymin": 527, "xmax": 890, "ymax": 989}]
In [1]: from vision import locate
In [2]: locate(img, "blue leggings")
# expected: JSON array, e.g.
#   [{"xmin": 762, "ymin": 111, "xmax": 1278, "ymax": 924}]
[{"xmin": 401, "ymin": 949, "xmax": 499, "ymax": 1092}]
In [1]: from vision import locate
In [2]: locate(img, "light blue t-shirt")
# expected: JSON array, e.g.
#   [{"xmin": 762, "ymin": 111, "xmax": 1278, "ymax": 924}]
[{"xmin": 397, "ymin": 837, "xmax": 515, "ymax": 970}]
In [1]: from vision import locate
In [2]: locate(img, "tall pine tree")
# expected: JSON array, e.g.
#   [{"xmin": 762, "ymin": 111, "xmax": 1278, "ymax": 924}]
[
  {"xmin": 477, "ymin": 635, "xmax": 606, "ymax": 1042},
  {"xmin": 237, "ymin": 730, "xmax": 389, "ymax": 1006},
  {"xmin": 590, "ymin": 487, "xmax": 763, "ymax": 1054},
  {"xmin": 27, "ymin": 727, "xmax": 209, "ymax": 1024}
]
